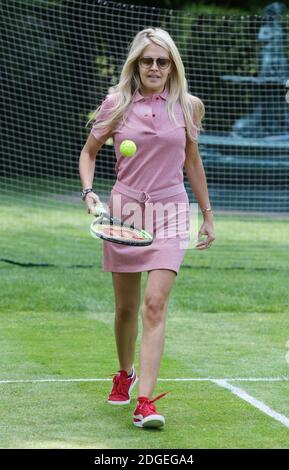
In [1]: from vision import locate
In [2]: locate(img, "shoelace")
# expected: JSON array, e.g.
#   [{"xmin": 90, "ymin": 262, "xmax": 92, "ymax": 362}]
[
  {"xmin": 109, "ymin": 371, "xmax": 130, "ymax": 397},
  {"xmin": 138, "ymin": 392, "xmax": 168, "ymax": 412}
]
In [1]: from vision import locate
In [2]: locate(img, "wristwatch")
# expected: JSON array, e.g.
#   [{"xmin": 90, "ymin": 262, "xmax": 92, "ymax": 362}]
[{"xmin": 81, "ymin": 187, "xmax": 95, "ymax": 200}]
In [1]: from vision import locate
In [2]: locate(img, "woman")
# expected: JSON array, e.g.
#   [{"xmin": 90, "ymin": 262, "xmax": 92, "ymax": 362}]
[{"xmin": 79, "ymin": 27, "xmax": 215, "ymax": 429}]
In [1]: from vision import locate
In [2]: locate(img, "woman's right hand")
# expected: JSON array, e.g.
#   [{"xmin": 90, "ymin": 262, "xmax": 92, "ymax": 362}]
[{"xmin": 84, "ymin": 192, "xmax": 102, "ymax": 215}]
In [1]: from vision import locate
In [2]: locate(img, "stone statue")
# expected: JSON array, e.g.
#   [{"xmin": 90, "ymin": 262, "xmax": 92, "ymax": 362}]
[{"xmin": 222, "ymin": 2, "xmax": 289, "ymax": 138}]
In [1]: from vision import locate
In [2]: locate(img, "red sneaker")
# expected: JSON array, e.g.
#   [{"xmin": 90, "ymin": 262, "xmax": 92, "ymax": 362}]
[
  {"xmin": 133, "ymin": 392, "xmax": 167, "ymax": 428},
  {"xmin": 107, "ymin": 367, "xmax": 137, "ymax": 405}
]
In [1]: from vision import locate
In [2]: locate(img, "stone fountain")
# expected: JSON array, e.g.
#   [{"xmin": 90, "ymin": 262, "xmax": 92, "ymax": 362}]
[{"xmin": 198, "ymin": 2, "xmax": 289, "ymax": 211}]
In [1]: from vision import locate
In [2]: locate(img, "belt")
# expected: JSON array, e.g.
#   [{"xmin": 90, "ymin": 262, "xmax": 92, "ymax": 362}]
[{"xmin": 112, "ymin": 180, "xmax": 186, "ymax": 205}]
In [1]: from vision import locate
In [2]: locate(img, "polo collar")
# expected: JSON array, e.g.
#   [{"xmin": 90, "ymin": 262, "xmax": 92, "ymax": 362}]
[{"xmin": 133, "ymin": 86, "xmax": 169, "ymax": 102}]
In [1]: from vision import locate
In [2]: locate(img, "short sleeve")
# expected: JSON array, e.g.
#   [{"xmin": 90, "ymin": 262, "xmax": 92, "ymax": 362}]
[{"xmin": 90, "ymin": 95, "xmax": 115, "ymax": 144}]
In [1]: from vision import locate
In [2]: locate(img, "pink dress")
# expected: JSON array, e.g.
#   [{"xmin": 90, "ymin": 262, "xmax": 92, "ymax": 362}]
[{"xmin": 90, "ymin": 87, "xmax": 199, "ymax": 274}]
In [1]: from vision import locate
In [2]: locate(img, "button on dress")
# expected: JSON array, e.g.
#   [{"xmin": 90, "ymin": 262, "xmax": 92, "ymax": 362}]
[{"xmin": 91, "ymin": 87, "xmax": 199, "ymax": 274}]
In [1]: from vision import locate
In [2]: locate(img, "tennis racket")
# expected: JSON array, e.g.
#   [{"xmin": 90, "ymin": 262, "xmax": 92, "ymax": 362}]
[{"xmin": 90, "ymin": 205, "xmax": 153, "ymax": 246}]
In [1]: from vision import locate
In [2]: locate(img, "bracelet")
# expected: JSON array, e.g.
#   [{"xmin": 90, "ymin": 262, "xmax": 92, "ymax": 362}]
[
  {"xmin": 201, "ymin": 206, "xmax": 213, "ymax": 215},
  {"xmin": 81, "ymin": 187, "xmax": 95, "ymax": 200}
]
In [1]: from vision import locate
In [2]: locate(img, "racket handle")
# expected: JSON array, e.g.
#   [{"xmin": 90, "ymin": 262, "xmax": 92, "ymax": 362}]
[{"xmin": 94, "ymin": 204, "xmax": 107, "ymax": 216}]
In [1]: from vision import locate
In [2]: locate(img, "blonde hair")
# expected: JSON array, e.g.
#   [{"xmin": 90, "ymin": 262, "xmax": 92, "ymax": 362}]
[{"xmin": 87, "ymin": 27, "xmax": 205, "ymax": 142}]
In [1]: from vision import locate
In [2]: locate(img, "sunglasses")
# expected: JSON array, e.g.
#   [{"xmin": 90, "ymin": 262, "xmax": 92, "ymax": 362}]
[{"xmin": 138, "ymin": 57, "xmax": 171, "ymax": 70}]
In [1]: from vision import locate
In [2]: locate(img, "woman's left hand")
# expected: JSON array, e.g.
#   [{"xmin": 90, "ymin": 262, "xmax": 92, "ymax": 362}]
[{"xmin": 196, "ymin": 217, "xmax": 215, "ymax": 250}]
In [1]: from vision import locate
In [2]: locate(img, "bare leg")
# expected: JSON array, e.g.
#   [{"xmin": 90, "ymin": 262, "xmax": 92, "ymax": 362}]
[
  {"xmin": 138, "ymin": 269, "xmax": 176, "ymax": 398},
  {"xmin": 112, "ymin": 272, "xmax": 142, "ymax": 375}
]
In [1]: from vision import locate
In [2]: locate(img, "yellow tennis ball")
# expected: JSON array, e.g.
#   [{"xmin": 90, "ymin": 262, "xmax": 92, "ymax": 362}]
[{"xmin": 119, "ymin": 140, "xmax": 137, "ymax": 157}]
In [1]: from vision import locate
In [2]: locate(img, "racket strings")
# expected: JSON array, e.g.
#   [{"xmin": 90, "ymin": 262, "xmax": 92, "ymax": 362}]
[
  {"xmin": 97, "ymin": 213, "xmax": 137, "ymax": 231},
  {"xmin": 91, "ymin": 212, "xmax": 153, "ymax": 246},
  {"xmin": 96, "ymin": 223, "xmax": 147, "ymax": 240},
  {"xmin": 91, "ymin": 220, "xmax": 152, "ymax": 243}
]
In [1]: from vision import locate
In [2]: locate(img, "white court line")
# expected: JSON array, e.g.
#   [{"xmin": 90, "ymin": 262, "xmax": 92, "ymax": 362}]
[
  {"xmin": 213, "ymin": 379, "xmax": 289, "ymax": 430},
  {"xmin": 0, "ymin": 376, "xmax": 288, "ymax": 384},
  {"xmin": 1, "ymin": 376, "xmax": 289, "ymax": 429}
]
